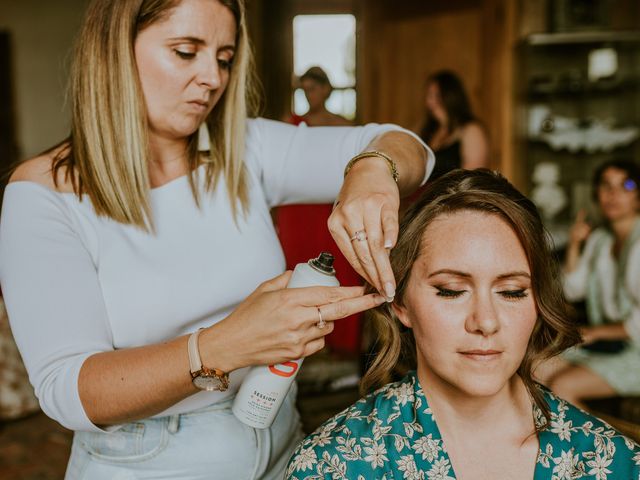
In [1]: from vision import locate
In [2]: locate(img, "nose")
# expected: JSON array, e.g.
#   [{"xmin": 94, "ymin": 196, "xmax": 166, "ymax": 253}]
[
  {"xmin": 465, "ymin": 292, "xmax": 500, "ymax": 337},
  {"xmin": 197, "ymin": 55, "xmax": 222, "ymax": 91}
]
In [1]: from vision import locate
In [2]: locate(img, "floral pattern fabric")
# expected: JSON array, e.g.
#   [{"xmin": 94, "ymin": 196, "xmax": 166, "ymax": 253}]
[{"xmin": 286, "ymin": 372, "xmax": 640, "ymax": 480}]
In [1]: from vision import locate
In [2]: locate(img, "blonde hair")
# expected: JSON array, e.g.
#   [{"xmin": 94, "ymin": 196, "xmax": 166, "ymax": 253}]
[
  {"xmin": 53, "ymin": 0, "xmax": 258, "ymax": 230},
  {"xmin": 362, "ymin": 169, "xmax": 581, "ymax": 425}
]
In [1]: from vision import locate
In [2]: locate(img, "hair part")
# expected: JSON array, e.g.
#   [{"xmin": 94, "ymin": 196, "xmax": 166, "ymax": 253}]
[
  {"xmin": 51, "ymin": 0, "xmax": 258, "ymax": 230},
  {"xmin": 361, "ymin": 169, "xmax": 581, "ymax": 427}
]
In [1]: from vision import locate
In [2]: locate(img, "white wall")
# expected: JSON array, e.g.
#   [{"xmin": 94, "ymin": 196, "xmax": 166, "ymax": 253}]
[{"xmin": 0, "ymin": 0, "xmax": 87, "ymax": 159}]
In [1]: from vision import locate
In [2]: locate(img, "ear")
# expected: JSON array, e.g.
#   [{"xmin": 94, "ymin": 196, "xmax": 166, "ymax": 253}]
[{"xmin": 391, "ymin": 302, "xmax": 412, "ymax": 329}]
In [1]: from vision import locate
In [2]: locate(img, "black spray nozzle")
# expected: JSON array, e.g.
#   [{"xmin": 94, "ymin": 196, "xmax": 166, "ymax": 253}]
[{"xmin": 308, "ymin": 252, "xmax": 336, "ymax": 275}]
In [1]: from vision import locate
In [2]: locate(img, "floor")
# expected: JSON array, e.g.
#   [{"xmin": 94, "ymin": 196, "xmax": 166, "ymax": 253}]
[{"xmin": 0, "ymin": 411, "xmax": 73, "ymax": 480}]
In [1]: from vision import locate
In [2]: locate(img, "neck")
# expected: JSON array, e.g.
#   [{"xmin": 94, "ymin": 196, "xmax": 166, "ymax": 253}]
[
  {"xmin": 147, "ymin": 132, "xmax": 190, "ymax": 187},
  {"xmin": 610, "ymin": 215, "xmax": 638, "ymax": 242},
  {"xmin": 435, "ymin": 115, "xmax": 449, "ymax": 130},
  {"xmin": 307, "ymin": 104, "xmax": 327, "ymax": 115},
  {"xmin": 417, "ymin": 370, "xmax": 533, "ymax": 436}
]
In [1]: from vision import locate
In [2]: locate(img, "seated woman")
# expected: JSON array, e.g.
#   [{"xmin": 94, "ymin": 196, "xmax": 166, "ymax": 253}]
[
  {"xmin": 286, "ymin": 169, "xmax": 640, "ymax": 480},
  {"xmin": 538, "ymin": 159, "xmax": 640, "ymax": 407}
]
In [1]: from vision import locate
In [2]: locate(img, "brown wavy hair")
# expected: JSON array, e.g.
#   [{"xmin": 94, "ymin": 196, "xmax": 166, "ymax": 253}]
[{"xmin": 362, "ymin": 168, "xmax": 581, "ymax": 424}]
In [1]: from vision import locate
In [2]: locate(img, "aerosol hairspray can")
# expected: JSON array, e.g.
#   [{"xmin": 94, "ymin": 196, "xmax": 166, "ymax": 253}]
[{"xmin": 232, "ymin": 252, "xmax": 339, "ymax": 429}]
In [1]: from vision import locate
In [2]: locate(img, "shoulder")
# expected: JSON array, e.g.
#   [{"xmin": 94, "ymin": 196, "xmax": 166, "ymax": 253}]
[
  {"xmin": 246, "ymin": 117, "xmax": 297, "ymax": 143},
  {"xmin": 9, "ymin": 144, "xmax": 75, "ymax": 194},
  {"xmin": 328, "ymin": 113, "xmax": 353, "ymax": 126},
  {"xmin": 584, "ymin": 227, "xmax": 612, "ymax": 256},
  {"xmin": 285, "ymin": 375, "xmax": 419, "ymax": 479},
  {"xmin": 541, "ymin": 388, "xmax": 640, "ymax": 465},
  {"xmin": 284, "ymin": 395, "xmax": 375, "ymax": 479},
  {"xmin": 460, "ymin": 121, "xmax": 487, "ymax": 143}
]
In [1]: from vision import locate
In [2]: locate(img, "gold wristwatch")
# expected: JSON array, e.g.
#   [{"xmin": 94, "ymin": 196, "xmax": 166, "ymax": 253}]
[{"xmin": 188, "ymin": 328, "xmax": 229, "ymax": 391}]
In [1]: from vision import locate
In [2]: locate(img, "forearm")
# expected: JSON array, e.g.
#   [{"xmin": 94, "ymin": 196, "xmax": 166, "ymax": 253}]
[
  {"xmin": 564, "ymin": 241, "xmax": 582, "ymax": 273},
  {"xmin": 78, "ymin": 334, "xmax": 199, "ymax": 426},
  {"xmin": 583, "ymin": 323, "xmax": 630, "ymax": 342},
  {"xmin": 365, "ymin": 131, "xmax": 427, "ymax": 196}
]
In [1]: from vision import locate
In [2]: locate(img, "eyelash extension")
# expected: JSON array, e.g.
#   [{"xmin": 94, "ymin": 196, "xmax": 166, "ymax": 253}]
[
  {"xmin": 174, "ymin": 50, "xmax": 196, "ymax": 60},
  {"xmin": 498, "ymin": 289, "xmax": 528, "ymax": 299},
  {"xmin": 435, "ymin": 287, "xmax": 528, "ymax": 300},
  {"xmin": 435, "ymin": 286, "xmax": 465, "ymax": 298}
]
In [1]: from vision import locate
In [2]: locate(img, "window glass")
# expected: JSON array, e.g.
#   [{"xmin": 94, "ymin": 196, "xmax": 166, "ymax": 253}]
[{"xmin": 292, "ymin": 14, "xmax": 356, "ymax": 119}]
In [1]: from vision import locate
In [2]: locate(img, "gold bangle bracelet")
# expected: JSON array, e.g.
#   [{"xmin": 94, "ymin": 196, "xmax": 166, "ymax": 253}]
[{"xmin": 343, "ymin": 150, "xmax": 399, "ymax": 183}]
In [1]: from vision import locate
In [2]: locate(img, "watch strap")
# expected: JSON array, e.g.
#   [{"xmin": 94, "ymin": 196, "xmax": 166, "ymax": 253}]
[{"xmin": 188, "ymin": 328, "xmax": 204, "ymax": 374}]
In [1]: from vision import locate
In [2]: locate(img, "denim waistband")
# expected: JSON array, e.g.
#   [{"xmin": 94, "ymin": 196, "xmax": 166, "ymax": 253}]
[{"xmin": 68, "ymin": 387, "xmax": 301, "ymax": 479}]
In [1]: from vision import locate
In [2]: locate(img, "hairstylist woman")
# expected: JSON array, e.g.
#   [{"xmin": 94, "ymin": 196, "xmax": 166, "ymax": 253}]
[{"xmin": 0, "ymin": 0, "xmax": 433, "ymax": 478}]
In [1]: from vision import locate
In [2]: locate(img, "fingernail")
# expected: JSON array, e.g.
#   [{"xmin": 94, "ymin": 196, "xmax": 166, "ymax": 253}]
[
  {"xmin": 384, "ymin": 239, "xmax": 393, "ymax": 249},
  {"xmin": 384, "ymin": 282, "xmax": 395, "ymax": 300},
  {"xmin": 374, "ymin": 295, "xmax": 386, "ymax": 305}
]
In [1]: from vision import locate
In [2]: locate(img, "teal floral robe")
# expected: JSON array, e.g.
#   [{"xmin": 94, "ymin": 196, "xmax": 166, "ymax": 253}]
[{"xmin": 286, "ymin": 372, "xmax": 640, "ymax": 480}]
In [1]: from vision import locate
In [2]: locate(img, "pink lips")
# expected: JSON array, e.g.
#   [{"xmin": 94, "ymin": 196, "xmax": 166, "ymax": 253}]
[
  {"xmin": 459, "ymin": 349, "xmax": 502, "ymax": 360},
  {"xmin": 188, "ymin": 99, "xmax": 209, "ymax": 111}
]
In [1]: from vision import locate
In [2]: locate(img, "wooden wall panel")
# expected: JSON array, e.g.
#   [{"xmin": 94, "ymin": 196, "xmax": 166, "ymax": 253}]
[
  {"xmin": 482, "ymin": 0, "xmax": 519, "ymax": 184},
  {"xmin": 360, "ymin": 8, "xmax": 483, "ymax": 131},
  {"xmin": 0, "ymin": 32, "xmax": 17, "ymax": 209},
  {"xmin": 358, "ymin": 0, "xmax": 516, "ymax": 178},
  {"xmin": 249, "ymin": 0, "xmax": 518, "ymax": 179}
]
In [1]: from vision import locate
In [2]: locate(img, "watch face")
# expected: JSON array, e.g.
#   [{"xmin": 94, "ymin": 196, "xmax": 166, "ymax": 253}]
[{"xmin": 193, "ymin": 374, "xmax": 224, "ymax": 392}]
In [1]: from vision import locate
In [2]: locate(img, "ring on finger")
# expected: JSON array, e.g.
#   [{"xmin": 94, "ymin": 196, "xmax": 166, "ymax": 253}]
[
  {"xmin": 316, "ymin": 307, "xmax": 326, "ymax": 329},
  {"xmin": 350, "ymin": 230, "xmax": 367, "ymax": 242}
]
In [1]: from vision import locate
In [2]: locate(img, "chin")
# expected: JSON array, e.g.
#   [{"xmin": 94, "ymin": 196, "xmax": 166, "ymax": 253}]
[
  {"xmin": 172, "ymin": 122, "xmax": 203, "ymax": 140},
  {"xmin": 460, "ymin": 382, "xmax": 507, "ymax": 398},
  {"xmin": 450, "ymin": 371, "xmax": 513, "ymax": 398}
]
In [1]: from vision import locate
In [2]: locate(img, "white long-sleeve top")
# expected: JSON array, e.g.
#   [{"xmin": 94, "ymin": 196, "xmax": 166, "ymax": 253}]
[
  {"xmin": 563, "ymin": 227, "xmax": 640, "ymax": 346},
  {"xmin": 0, "ymin": 118, "xmax": 433, "ymax": 432}
]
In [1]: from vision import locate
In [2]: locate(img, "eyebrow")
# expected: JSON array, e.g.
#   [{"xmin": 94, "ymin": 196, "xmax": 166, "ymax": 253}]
[
  {"xmin": 427, "ymin": 269, "xmax": 531, "ymax": 280},
  {"xmin": 168, "ymin": 36, "xmax": 236, "ymax": 51},
  {"xmin": 428, "ymin": 269, "xmax": 471, "ymax": 279}
]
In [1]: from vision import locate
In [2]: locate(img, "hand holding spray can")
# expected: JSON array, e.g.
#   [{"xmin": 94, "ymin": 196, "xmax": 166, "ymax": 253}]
[{"xmin": 232, "ymin": 252, "xmax": 339, "ymax": 429}]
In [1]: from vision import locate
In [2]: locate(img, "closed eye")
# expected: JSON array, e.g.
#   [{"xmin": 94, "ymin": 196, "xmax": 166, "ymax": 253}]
[
  {"xmin": 174, "ymin": 49, "xmax": 196, "ymax": 60},
  {"xmin": 498, "ymin": 289, "xmax": 528, "ymax": 300},
  {"xmin": 435, "ymin": 286, "xmax": 465, "ymax": 298}
]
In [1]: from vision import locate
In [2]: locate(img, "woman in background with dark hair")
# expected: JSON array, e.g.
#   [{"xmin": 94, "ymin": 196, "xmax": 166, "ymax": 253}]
[
  {"xmin": 537, "ymin": 159, "xmax": 640, "ymax": 407},
  {"xmin": 420, "ymin": 70, "xmax": 489, "ymax": 179}
]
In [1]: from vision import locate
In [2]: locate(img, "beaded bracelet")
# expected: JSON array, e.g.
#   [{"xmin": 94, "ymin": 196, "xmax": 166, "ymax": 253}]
[{"xmin": 343, "ymin": 150, "xmax": 399, "ymax": 183}]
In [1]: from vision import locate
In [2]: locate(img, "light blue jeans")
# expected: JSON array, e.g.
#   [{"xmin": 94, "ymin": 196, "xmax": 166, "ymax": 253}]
[{"xmin": 64, "ymin": 387, "xmax": 303, "ymax": 479}]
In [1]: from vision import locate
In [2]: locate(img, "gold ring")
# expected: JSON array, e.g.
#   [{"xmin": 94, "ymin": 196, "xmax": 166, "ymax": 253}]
[
  {"xmin": 316, "ymin": 307, "xmax": 326, "ymax": 329},
  {"xmin": 350, "ymin": 230, "xmax": 367, "ymax": 242}
]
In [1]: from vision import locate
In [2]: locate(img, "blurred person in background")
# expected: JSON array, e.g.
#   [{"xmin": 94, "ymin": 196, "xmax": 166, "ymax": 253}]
[
  {"xmin": 537, "ymin": 159, "xmax": 640, "ymax": 407},
  {"xmin": 419, "ymin": 70, "xmax": 489, "ymax": 180},
  {"xmin": 289, "ymin": 66, "xmax": 352, "ymax": 127}
]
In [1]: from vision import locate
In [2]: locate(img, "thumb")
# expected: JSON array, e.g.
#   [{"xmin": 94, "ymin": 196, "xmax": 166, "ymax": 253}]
[
  {"xmin": 259, "ymin": 270, "xmax": 293, "ymax": 292},
  {"xmin": 575, "ymin": 209, "xmax": 586, "ymax": 223}
]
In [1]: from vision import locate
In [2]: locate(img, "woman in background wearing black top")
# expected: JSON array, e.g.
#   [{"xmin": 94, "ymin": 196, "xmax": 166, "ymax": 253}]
[{"xmin": 419, "ymin": 70, "xmax": 489, "ymax": 179}]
